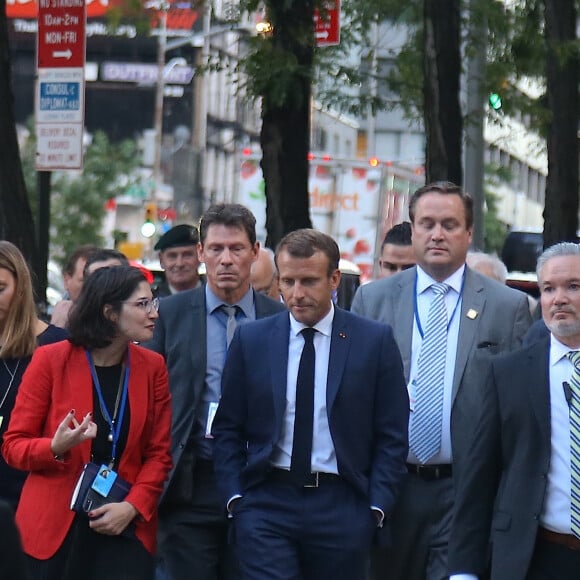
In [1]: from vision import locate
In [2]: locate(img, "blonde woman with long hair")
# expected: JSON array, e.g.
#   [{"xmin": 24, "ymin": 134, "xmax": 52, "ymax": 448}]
[{"xmin": 0, "ymin": 241, "xmax": 68, "ymax": 508}]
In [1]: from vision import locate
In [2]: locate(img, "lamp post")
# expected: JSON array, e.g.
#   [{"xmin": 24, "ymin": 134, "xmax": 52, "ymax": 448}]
[
  {"xmin": 163, "ymin": 16, "xmax": 249, "ymax": 212},
  {"xmin": 148, "ymin": 0, "xmax": 249, "ymax": 214},
  {"xmin": 366, "ymin": 19, "xmax": 379, "ymax": 159},
  {"xmin": 152, "ymin": 0, "xmax": 169, "ymax": 199}
]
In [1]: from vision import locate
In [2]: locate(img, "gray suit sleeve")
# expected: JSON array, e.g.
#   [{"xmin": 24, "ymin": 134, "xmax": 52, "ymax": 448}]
[
  {"xmin": 350, "ymin": 284, "xmax": 366, "ymax": 316},
  {"xmin": 510, "ymin": 292, "xmax": 533, "ymax": 349},
  {"xmin": 448, "ymin": 365, "xmax": 502, "ymax": 576}
]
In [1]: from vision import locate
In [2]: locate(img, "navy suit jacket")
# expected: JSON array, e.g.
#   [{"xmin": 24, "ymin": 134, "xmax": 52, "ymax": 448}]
[
  {"xmin": 212, "ymin": 307, "xmax": 409, "ymax": 518},
  {"xmin": 145, "ymin": 285, "xmax": 285, "ymax": 497}
]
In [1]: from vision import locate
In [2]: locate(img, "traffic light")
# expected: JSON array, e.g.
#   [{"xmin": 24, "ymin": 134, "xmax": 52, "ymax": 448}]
[
  {"xmin": 489, "ymin": 92, "xmax": 503, "ymax": 111},
  {"xmin": 141, "ymin": 202, "xmax": 157, "ymax": 238}
]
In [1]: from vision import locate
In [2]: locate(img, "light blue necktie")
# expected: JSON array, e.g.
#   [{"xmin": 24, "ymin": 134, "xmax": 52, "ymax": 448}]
[
  {"xmin": 567, "ymin": 351, "xmax": 580, "ymax": 539},
  {"xmin": 410, "ymin": 282, "xmax": 449, "ymax": 464}
]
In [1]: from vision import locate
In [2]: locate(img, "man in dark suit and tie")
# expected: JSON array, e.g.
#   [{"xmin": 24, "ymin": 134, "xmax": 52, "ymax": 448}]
[
  {"xmin": 212, "ymin": 229, "xmax": 409, "ymax": 580},
  {"xmin": 449, "ymin": 242, "xmax": 580, "ymax": 579},
  {"xmin": 145, "ymin": 203, "xmax": 285, "ymax": 580},
  {"xmin": 351, "ymin": 181, "xmax": 531, "ymax": 579}
]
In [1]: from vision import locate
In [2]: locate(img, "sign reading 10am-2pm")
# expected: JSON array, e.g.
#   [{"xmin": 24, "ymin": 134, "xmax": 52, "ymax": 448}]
[{"xmin": 35, "ymin": 0, "xmax": 87, "ymax": 171}]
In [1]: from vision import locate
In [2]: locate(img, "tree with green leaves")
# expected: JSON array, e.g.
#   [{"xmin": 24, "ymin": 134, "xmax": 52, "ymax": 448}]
[
  {"xmin": 385, "ymin": 0, "xmax": 578, "ymax": 246},
  {"xmin": 240, "ymin": 0, "xmax": 431, "ymax": 248},
  {"xmin": 243, "ymin": 0, "xmax": 315, "ymax": 249},
  {"xmin": 113, "ymin": 0, "xmax": 457, "ymax": 247},
  {"xmin": 21, "ymin": 129, "xmax": 143, "ymax": 266},
  {"xmin": 0, "ymin": 0, "xmax": 39, "ymax": 280}
]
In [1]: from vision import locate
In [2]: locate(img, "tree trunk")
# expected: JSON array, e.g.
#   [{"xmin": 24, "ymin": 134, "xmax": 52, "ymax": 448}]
[
  {"xmin": 0, "ymin": 2, "xmax": 41, "ymax": 294},
  {"xmin": 261, "ymin": 0, "xmax": 313, "ymax": 249},
  {"xmin": 423, "ymin": 0, "xmax": 462, "ymax": 185},
  {"xmin": 542, "ymin": 0, "xmax": 579, "ymax": 248}
]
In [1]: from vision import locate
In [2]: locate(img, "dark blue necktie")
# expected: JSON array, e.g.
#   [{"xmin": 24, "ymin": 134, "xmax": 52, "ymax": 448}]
[{"xmin": 290, "ymin": 327, "xmax": 316, "ymax": 484}]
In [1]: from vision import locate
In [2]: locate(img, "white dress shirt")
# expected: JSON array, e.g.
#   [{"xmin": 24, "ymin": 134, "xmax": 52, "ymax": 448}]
[
  {"xmin": 271, "ymin": 304, "xmax": 338, "ymax": 474},
  {"xmin": 408, "ymin": 265, "xmax": 464, "ymax": 465},
  {"xmin": 541, "ymin": 335, "xmax": 575, "ymax": 533}
]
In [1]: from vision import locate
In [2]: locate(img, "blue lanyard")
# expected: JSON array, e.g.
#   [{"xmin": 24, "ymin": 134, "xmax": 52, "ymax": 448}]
[
  {"xmin": 413, "ymin": 271, "xmax": 465, "ymax": 339},
  {"xmin": 86, "ymin": 349, "xmax": 130, "ymax": 466}
]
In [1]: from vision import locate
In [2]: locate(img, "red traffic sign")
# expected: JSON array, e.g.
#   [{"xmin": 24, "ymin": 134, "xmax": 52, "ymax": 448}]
[
  {"xmin": 37, "ymin": 0, "xmax": 86, "ymax": 69},
  {"xmin": 314, "ymin": 0, "xmax": 340, "ymax": 47}
]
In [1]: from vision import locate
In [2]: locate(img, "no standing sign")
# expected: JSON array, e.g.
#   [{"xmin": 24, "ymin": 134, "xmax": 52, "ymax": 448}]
[
  {"xmin": 36, "ymin": 0, "xmax": 87, "ymax": 170},
  {"xmin": 314, "ymin": 0, "xmax": 340, "ymax": 47}
]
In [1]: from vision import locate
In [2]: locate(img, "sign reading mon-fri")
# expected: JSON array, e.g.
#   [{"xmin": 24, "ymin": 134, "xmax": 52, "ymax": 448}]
[
  {"xmin": 315, "ymin": 0, "xmax": 340, "ymax": 47},
  {"xmin": 36, "ymin": 0, "xmax": 87, "ymax": 171}
]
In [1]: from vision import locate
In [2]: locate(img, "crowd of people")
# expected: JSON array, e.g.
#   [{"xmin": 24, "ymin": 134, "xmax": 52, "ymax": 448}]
[{"xmin": 1, "ymin": 182, "xmax": 579, "ymax": 580}]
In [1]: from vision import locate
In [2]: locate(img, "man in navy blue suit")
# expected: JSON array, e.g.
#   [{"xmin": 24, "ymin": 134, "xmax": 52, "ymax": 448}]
[{"xmin": 212, "ymin": 229, "xmax": 409, "ymax": 580}]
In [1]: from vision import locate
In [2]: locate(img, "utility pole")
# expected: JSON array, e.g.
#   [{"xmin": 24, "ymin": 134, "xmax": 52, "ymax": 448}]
[
  {"xmin": 192, "ymin": 2, "xmax": 212, "ymax": 209},
  {"xmin": 464, "ymin": 0, "xmax": 487, "ymax": 250},
  {"xmin": 366, "ymin": 19, "xmax": 379, "ymax": 159},
  {"xmin": 153, "ymin": 1, "xmax": 169, "ymax": 197}
]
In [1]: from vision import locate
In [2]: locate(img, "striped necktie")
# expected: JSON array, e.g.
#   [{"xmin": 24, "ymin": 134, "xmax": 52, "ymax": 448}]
[
  {"xmin": 409, "ymin": 282, "xmax": 449, "ymax": 464},
  {"xmin": 567, "ymin": 350, "xmax": 580, "ymax": 539}
]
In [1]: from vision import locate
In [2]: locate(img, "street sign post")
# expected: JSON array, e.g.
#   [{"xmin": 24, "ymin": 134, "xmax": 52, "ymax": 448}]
[
  {"xmin": 314, "ymin": 0, "xmax": 340, "ymax": 47},
  {"xmin": 35, "ymin": 0, "xmax": 87, "ymax": 170}
]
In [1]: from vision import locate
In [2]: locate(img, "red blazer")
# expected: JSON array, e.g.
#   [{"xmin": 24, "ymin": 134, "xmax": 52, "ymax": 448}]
[{"xmin": 2, "ymin": 341, "xmax": 172, "ymax": 559}]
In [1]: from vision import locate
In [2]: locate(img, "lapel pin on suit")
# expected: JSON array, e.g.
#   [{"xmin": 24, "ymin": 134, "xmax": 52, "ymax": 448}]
[
  {"xmin": 466, "ymin": 309, "xmax": 478, "ymax": 320},
  {"xmin": 339, "ymin": 332, "xmax": 347, "ymax": 339}
]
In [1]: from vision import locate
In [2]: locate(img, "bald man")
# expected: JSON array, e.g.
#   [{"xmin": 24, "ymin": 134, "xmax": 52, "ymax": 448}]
[{"xmin": 251, "ymin": 247, "xmax": 280, "ymax": 301}]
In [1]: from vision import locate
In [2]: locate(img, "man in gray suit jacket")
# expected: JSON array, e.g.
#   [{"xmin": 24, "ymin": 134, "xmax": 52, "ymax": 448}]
[
  {"xmin": 449, "ymin": 242, "xmax": 580, "ymax": 579},
  {"xmin": 145, "ymin": 204, "xmax": 285, "ymax": 580},
  {"xmin": 351, "ymin": 181, "xmax": 531, "ymax": 580}
]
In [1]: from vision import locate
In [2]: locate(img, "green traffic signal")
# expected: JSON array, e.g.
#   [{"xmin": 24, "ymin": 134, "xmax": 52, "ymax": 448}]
[{"xmin": 489, "ymin": 92, "xmax": 502, "ymax": 111}]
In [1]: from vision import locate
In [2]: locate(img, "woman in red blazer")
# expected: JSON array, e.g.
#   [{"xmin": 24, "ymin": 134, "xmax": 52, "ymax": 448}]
[{"xmin": 2, "ymin": 265, "xmax": 172, "ymax": 580}]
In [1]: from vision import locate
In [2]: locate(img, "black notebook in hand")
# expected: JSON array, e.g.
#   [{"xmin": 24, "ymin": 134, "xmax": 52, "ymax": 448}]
[{"xmin": 70, "ymin": 462, "xmax": 131, "ymax": 513}]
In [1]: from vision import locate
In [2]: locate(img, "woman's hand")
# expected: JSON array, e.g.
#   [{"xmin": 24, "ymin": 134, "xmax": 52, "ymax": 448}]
[
  {"xmin": 88, "ymin": 501, "xmax": 138, "ymax": 535},
  {"xmin": 50, "ymin": 409, "xmax": 97, "ymax": 457}
]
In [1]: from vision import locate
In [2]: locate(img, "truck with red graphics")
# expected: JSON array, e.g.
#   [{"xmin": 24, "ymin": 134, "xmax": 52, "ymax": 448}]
[{"xmin": 237, "ymin": 154, "xmax": 423, "ymax": 282}]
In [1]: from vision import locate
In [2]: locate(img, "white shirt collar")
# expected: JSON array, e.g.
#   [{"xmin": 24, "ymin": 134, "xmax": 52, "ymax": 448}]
[
  {"xmin": 550, "ymin": 333, "xmax": 579, "ymax": 366},
  {"xmin": 289, "ymin": 303, "xmax": 335, "ymax": 338},
  {"xmin": 416, "ymin": 264, "xmax": 465, "ymax": 295}
]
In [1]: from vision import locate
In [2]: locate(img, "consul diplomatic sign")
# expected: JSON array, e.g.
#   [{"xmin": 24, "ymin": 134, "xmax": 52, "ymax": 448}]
[{"xmin": 35, "ymin": 0, "xmax": 86, "ymax": 170}]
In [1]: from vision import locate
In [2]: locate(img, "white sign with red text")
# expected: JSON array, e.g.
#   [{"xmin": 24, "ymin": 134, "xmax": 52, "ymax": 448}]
[
  {"xmin": 36, "ymin": 122, "xmax": 84, "ymax": 170},
  {"xmin": 35, "ymin": 0, "xmax": 86, "ymax": 170}
]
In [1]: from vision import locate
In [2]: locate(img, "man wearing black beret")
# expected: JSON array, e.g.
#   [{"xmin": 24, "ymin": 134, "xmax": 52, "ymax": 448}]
[{"xmin": 154, "ymin": 224, "xmax": 202, "ymax": 297}]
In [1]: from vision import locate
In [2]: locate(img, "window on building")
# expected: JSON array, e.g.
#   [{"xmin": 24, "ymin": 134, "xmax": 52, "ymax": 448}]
[
  {"xmin": 312, "ymin": 127, "xmax": 327, "ymax": 152},
  {"xmin": 538, "ymin": 174, "xmax": 546, "ymax": 205}
]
